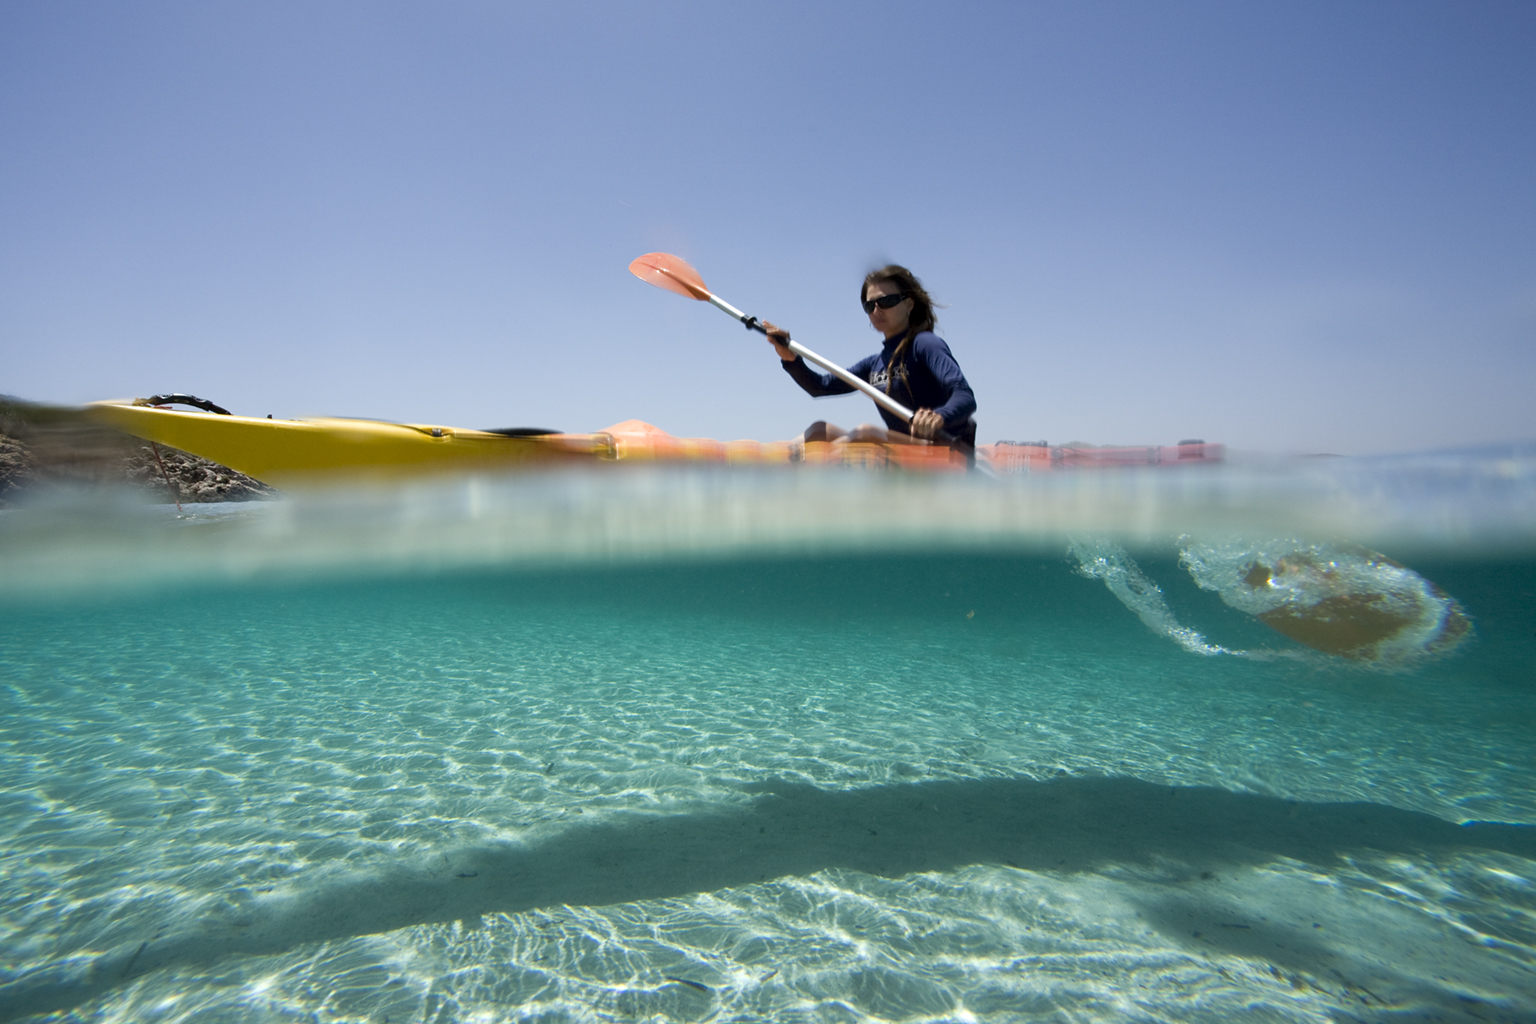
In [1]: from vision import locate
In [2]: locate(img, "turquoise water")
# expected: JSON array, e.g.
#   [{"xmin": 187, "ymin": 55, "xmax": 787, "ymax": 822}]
[{"xmin": 2, "ymin": 454, "xmax": 1535, "ymax": 1023}]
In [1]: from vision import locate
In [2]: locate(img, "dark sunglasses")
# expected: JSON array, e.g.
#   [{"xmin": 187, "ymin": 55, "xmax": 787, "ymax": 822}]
[{"xmin": 862, "ymin": 292, "xmax": 908, "ymax": 314}]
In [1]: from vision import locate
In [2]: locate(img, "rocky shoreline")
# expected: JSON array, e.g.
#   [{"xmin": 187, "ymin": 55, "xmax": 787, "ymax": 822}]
[{"xmin": 0, "ymin": 398, "xmax": 275, "ymax": 507}]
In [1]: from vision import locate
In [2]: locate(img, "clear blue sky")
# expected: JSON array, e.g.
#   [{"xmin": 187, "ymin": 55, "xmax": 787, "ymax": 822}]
[{"xmin": 3, "ymin": 1, "xmax": 1532, "ymax": 453}]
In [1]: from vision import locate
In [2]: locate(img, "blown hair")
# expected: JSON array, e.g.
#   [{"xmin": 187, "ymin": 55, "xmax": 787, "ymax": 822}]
[{"xmin": 862, "ymin": 265, "xmax": 937, "ymax": 393}]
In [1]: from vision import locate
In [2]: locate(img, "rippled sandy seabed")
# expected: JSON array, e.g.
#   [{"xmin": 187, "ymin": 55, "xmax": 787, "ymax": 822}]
[{"xmin": 2, "ymin": 453, "xmax": 1535, "ymax": 1023}]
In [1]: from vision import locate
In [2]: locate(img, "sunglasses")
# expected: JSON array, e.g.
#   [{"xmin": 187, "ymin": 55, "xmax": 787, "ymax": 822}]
[{"xmin": 862, "ymin": 292, "xmax": 908, "ymax": 314}]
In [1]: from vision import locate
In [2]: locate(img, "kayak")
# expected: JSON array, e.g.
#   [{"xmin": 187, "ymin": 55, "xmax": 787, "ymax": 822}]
[
  {"xmin": 85, "ymin": 399, "xmax": 609, "ymax": 489},
  {"xmin": 86, "ymin": 397, "xmax": 1224, "ymax": 489}
]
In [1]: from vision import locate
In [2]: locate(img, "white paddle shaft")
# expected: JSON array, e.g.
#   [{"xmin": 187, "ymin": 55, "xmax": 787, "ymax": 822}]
[{"xmin": 704, "ymin": 294, "xmax": 916, "ymax": 423}]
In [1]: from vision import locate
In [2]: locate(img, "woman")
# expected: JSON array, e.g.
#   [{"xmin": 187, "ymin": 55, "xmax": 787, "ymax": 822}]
[{"xmin": 763, "ymin": 265, "xmax": 977, "ymax": 446}]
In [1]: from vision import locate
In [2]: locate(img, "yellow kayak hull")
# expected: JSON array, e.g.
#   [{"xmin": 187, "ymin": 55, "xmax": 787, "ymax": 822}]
[{"xmin": 86, "ymin": 401, "xmax": 613, "ymax": 489}]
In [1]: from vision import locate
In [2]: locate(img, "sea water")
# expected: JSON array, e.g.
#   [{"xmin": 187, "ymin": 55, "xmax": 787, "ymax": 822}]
[{"xmin": 1, "ymin": 449, "xmax": 1534, "ymax": 1024}]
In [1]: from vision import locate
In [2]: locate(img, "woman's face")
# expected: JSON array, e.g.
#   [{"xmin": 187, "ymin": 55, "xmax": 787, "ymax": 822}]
[{"xmin": 864, "ymin": 279, "xmax": 913, "ymax": 339}]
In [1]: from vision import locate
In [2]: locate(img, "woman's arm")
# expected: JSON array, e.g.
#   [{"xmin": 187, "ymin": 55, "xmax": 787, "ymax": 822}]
[
  {"xmin": 765, "ymin": 321, "xmax": 864, "ymax": 397},
  {"xmin": 913, "ymin": 334, "xmax": 977, "ymax": 427}
]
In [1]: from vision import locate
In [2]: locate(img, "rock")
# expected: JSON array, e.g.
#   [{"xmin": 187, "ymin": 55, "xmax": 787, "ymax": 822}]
[
  {"xmin": 0, "ymin": 434, "xmax": 39, "ymax": 502},
  {"xmin": 0, "ymin": 397, "xmax": 275, "ymax": 506},
  {"xmin": 124, "ymin": 443, "xmax": 276, "ymax": 503}
]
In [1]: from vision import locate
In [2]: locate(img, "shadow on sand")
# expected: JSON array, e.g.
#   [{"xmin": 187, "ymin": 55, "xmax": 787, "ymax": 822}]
[{"xmin": 4, "ymin": 774, "xmax": 1533, "ymax": 1022}]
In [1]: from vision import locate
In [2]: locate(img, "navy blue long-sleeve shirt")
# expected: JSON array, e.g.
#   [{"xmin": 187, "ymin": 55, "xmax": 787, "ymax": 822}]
[{"xmin": 781, "ymin": 330, "xmax": 977, "ymax": 435}]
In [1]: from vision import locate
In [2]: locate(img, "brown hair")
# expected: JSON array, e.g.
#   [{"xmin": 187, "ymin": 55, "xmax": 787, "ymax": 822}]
[{"xmin": 862, "ymin": 265, "xmax": 937, "ymax": 393}]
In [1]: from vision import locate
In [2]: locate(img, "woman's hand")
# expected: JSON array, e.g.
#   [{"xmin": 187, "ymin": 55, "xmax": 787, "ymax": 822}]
[
  {"xmin": 762, "ymin": 321, "xmax": 797, "ymax": 362},
  {"xmin": 910, "ymin": 408, "xmax": 944, "ymax": 440}
]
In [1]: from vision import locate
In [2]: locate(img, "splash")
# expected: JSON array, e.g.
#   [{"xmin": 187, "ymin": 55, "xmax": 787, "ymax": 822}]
[{"xmin": 1067, "ymin": 537, "xmax": 1240, "ymax": 657}]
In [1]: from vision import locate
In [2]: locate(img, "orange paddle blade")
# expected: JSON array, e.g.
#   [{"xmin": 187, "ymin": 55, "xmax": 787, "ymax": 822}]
[{"xmin": 629, "ymin": 252, "xmax": 711, "ymax": 301}]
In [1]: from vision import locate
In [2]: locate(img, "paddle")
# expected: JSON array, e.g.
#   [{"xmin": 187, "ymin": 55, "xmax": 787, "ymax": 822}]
[{"xmin": 628, "ymin": 252, "xmax": 967, "ymax": 448}]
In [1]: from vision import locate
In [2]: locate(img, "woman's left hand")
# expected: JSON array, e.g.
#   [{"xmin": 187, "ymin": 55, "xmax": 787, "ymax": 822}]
[
  {"xmin": 910, "ymin": 408, "xmax": 944, "ymax": 440},
  {"xmin": 761, "ymin": 321, "xmax": 797, "ymax": 362}
]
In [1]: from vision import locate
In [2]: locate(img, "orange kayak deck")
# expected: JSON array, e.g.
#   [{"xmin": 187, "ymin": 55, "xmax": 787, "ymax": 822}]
[{"xmin": 603, "ymin": 420, "xmax": 1223, "ymax": 472}]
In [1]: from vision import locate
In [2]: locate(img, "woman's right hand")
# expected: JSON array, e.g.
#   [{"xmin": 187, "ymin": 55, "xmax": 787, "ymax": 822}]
[{"xmin": 762, "ymin": 321, "xmax": 797, "ymax": 362}]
